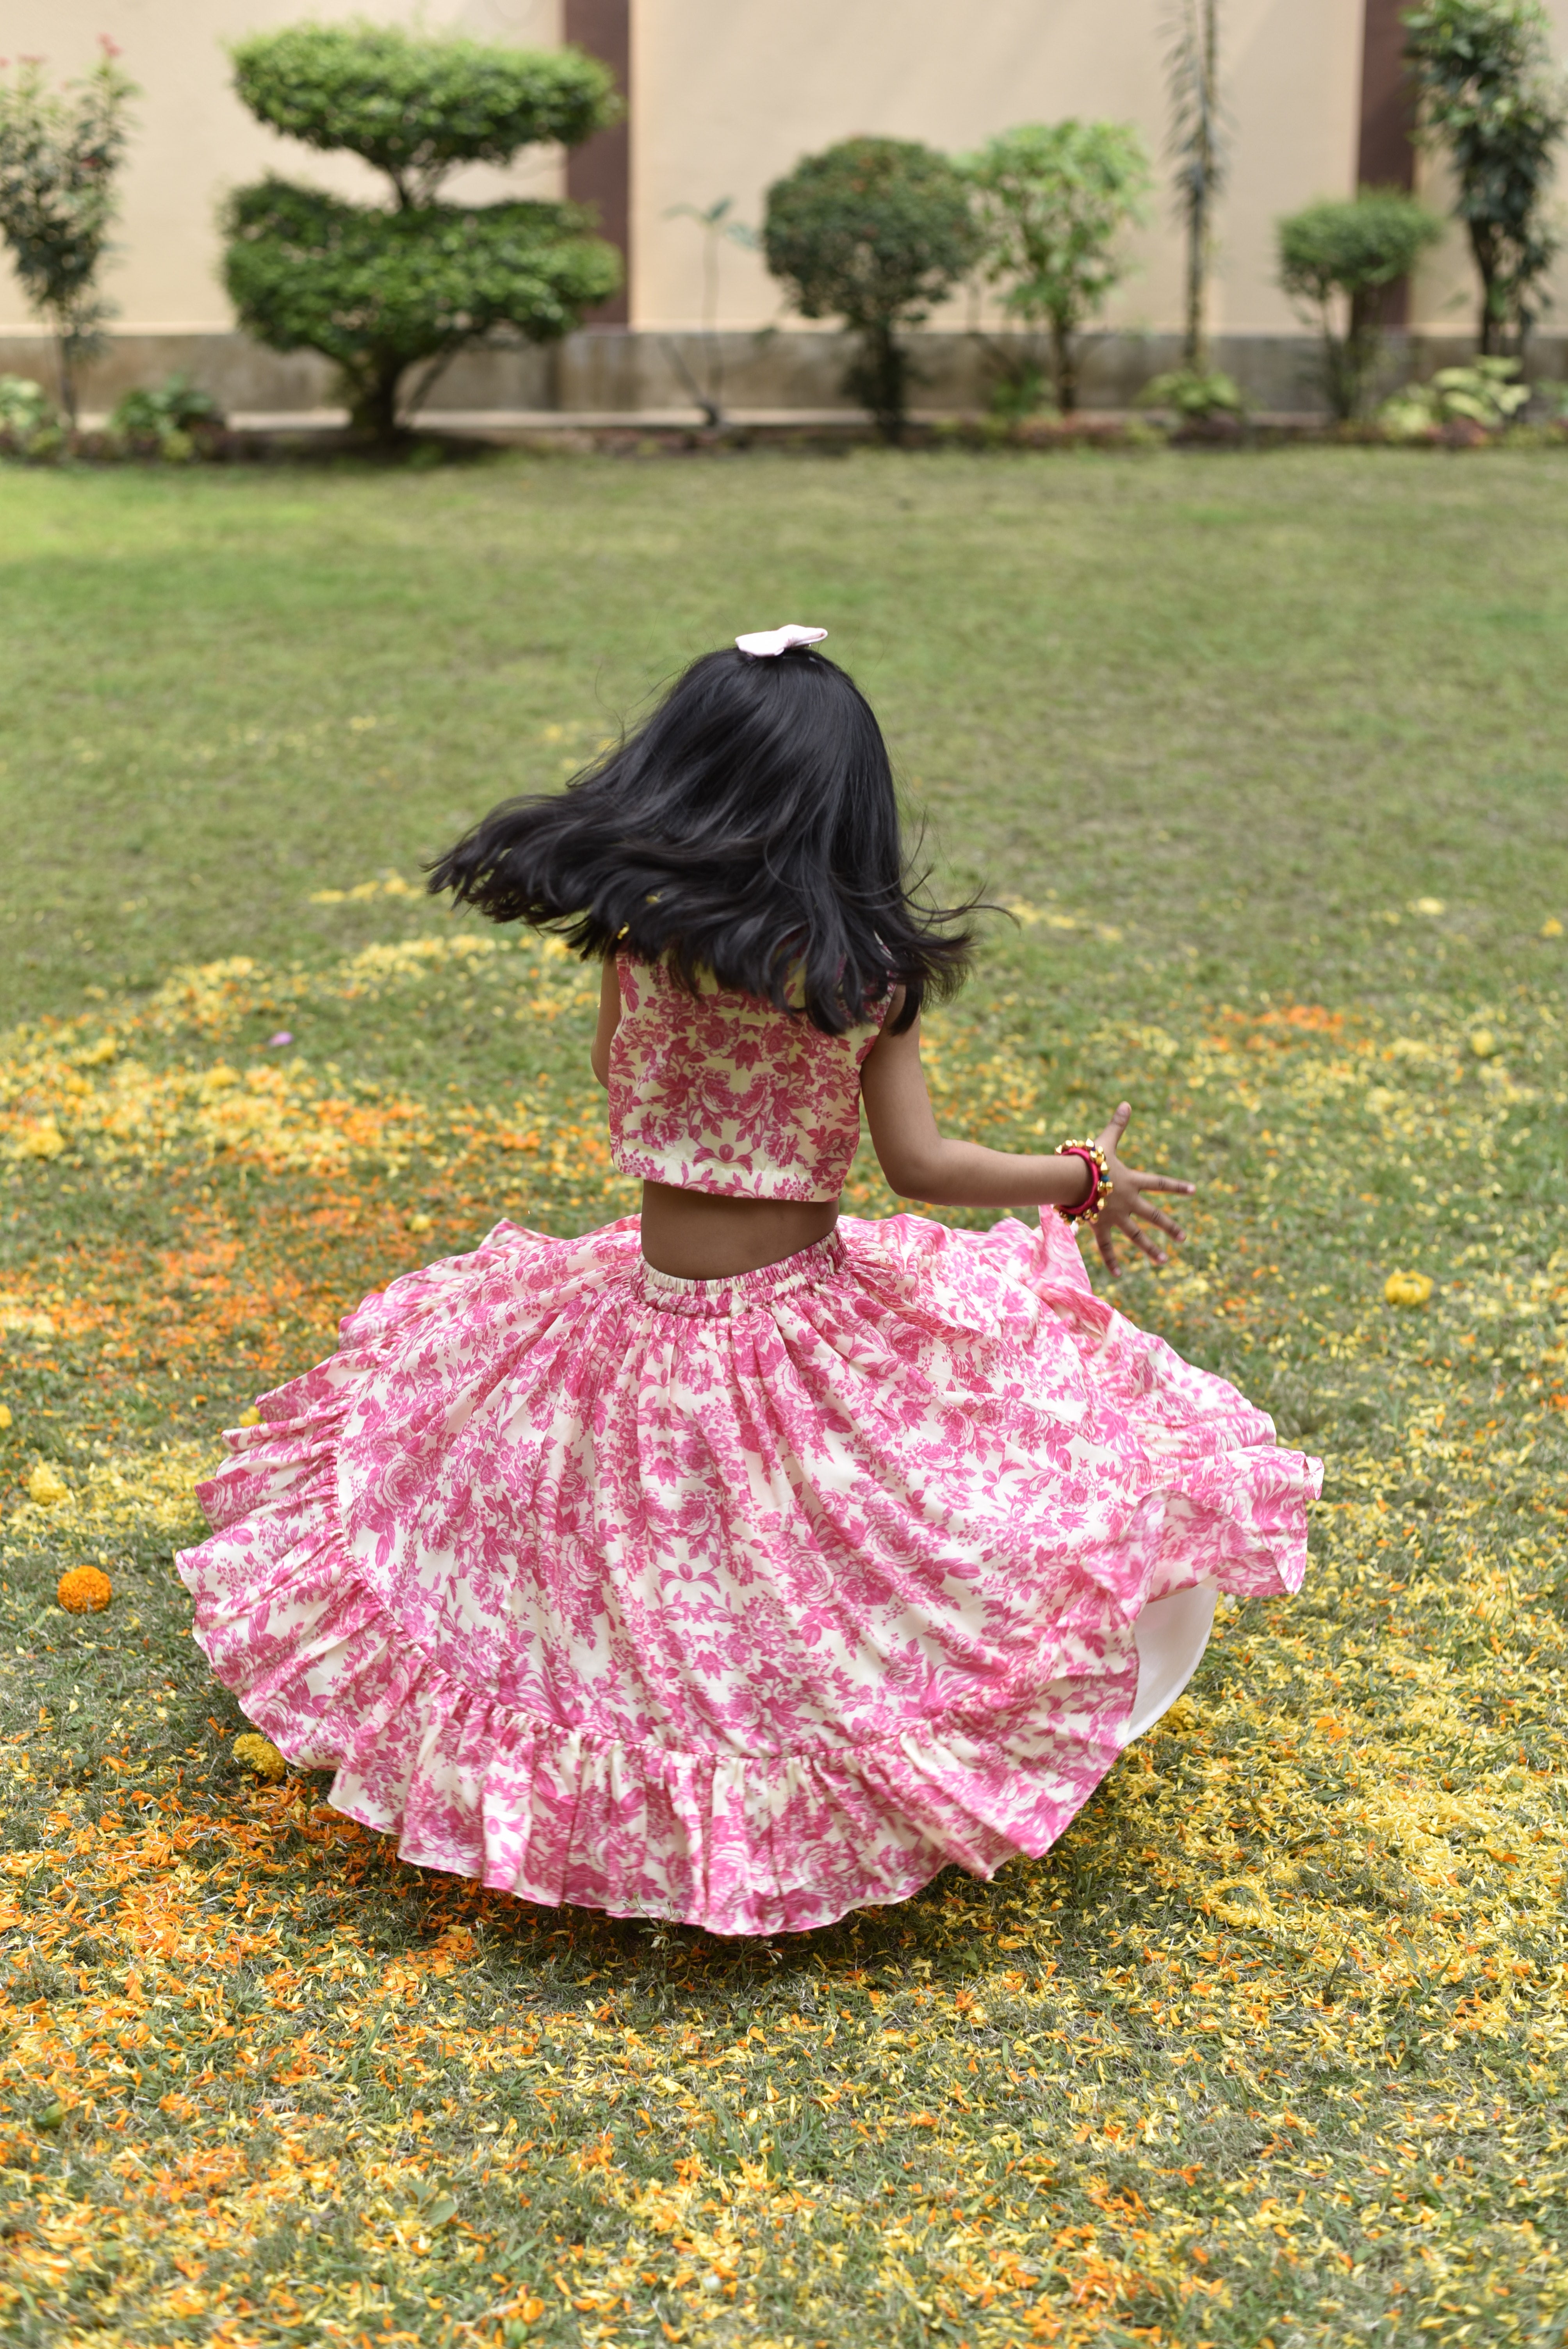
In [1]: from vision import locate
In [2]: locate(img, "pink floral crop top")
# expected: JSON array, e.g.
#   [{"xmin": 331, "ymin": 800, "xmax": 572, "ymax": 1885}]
[{"xmin": 608, "ymin": 955, "xmax": 889, "ymax": 1201}]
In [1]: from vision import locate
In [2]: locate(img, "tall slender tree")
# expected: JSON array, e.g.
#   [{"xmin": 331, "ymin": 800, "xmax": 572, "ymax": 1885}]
[
  {"xmin": 1164, "ymin": 0, "xmax": 1226, "ymax": 369},
  {"xmin": 1404, "ymin": 0, "xmax": 1566, "ymax": 356},
  {"xmin": 663, "ymin": 197, "xmax": 757, "ymax": 426},
  {"xmin": 0, "ymin": 42, "xmax": 136, "ymax": 426},
  {"xmin": 964, "ymin": 121, "xmax": 1151, "ymax": 414}
]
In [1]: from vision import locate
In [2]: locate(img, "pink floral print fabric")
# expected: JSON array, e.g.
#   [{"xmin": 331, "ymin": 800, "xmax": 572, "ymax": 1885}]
[
  {"xmin": 178, "ymin": 1210, "xmax": 1320, "ymax": 1936},
  {"xmin": 608, "ymin": 955, "xmax": 887, "ymax": 1199}
]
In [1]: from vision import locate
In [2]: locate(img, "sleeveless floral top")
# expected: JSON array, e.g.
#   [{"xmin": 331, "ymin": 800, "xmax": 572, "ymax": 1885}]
[{"xmin": 608, "ymin": 954, "xmax": 889, "ymax": 1201}]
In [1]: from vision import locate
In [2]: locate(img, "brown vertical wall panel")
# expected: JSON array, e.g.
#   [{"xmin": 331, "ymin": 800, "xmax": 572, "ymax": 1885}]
[
  {"xmin": 1358, "ymin": 0, "xmax": 1417, "ymax": 186},
  {"xmin": 565, "ymin": 0, "xmax": 632, "ymax": 325},
  {"xmin": 1358, "ymin": 0, "xmax": 1418, "ymax": 323}
]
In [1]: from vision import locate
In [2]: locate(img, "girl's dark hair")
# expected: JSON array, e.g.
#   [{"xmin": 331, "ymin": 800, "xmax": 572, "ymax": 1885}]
[{"xmin": 428, "ymin": 644, "xmax": 972, "ymax": 1034}]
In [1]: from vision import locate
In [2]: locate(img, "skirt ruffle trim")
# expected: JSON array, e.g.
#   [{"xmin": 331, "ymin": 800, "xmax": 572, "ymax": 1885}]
[{"xmin": 178, "ymin": 1401, "xmax": 1176, "ymax": 1937}]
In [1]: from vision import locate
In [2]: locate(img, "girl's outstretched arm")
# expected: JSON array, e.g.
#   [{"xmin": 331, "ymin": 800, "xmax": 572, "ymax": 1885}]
[
  {"xmin": 860, "ymin": 1000, "xmax": 1194, "ymax": 1278},
  {"xmin": 590, "ymin": 958, "xmax": 622, "ymax": 1089}
]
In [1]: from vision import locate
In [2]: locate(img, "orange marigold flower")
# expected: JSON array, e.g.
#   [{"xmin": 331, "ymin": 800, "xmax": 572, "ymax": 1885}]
[
  {"xmin": 57, "ymin": 1566, "xmax": 112, "ymax": 1614},
  {"xmin": 233, "ymin": 1731, "xmax": 287, "ymax": 1781}
]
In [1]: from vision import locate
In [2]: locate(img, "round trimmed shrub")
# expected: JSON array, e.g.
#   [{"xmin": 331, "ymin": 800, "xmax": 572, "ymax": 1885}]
[{"xmin": 763, "ymin": 136, "xmax": 980, "ymax": 442}]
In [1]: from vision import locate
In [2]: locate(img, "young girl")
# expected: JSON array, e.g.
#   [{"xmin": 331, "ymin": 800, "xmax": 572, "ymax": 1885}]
[{"xmin": 179, "ymin": 629, "xmax": 1320, "ymax": 1938}]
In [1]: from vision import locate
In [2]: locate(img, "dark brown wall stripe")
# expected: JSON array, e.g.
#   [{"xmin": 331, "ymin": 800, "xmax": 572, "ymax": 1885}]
[
  {"xmin": 1358, "ymin": 0, "xmax": 1418, "ymax": 324},
  {"xmin": 565, "ymin": 0, "xmax": 632, "ymax": 327}
]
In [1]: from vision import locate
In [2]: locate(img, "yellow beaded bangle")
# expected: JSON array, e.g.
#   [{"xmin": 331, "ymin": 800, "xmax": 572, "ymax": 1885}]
[{"xmin": 1055, "ymin": 1138, "xmax": 1112, "ymax": 1226}]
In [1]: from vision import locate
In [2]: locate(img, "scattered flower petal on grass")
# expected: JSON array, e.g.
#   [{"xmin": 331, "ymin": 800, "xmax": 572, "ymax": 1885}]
[
  {"xmin": 1385, "ymin": 1270, "xmax": 1436, "ymax": 1306},
  {"xmin": 2, "ymin": 935, "xmax": 1564, "ymax": 2349}
]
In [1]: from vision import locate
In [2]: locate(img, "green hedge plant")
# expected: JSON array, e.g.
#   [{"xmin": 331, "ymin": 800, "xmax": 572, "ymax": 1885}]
[
  {"xmin": 223, "ymin": 23, "xmax": 622, "ymax": 448},
  {"xmin": 1277, "ymin": 188, "xmax": 1443, "ymax": 419},
  {"xmin": 0, "ymin": 373, "xmax": 66, "ymax": 458},
  {"xmin": 1379, "ymin": 354, "xmax": 1530, "ymax": 437},
  {"xmin": 108, "ymin": 373, "xmax": 225, "ymax": 461},
  {"xmin": 964, "ymin": 121, "xmax": 1151, "ymax": 415},
  {"xmin": 1136, "ymin": 365, "xmax": 1246, "ymax": 426},
  {"xmin": 763, "ymin": 137, "xmax": 980, "ymax": 442}
]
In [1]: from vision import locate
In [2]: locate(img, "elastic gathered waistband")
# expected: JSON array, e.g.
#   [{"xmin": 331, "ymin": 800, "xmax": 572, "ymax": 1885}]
[{"xmin": 638, "ymin": 1231, "xmax": 845, "ymax": 1315}]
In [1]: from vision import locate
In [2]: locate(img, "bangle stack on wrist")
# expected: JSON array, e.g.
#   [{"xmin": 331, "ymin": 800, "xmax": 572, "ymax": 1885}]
[{"xmin": 1055, "ymin": 1139, "xmax": 1112, "ymax": 1226}]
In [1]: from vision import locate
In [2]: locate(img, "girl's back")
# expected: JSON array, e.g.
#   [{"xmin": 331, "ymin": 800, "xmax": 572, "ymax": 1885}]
[{"xmin": 608, "ymin": 952, "xmax": 887, "ymax": 1201}]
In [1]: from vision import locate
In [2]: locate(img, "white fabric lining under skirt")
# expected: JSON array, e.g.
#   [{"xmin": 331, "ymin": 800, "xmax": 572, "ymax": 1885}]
[{"xmin": 1128, "ymin": 1583, "xmax": 1218, "ymax": 1742}]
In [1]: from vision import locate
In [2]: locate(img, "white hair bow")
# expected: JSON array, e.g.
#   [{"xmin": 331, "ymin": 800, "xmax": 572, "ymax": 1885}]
[{"xmin": 735, "ymin": 623, "xmax": 828, "ymax": 657}]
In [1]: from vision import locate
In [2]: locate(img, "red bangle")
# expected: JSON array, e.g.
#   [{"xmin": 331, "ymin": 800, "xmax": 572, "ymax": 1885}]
[{"xmin": 1055, "ymin": 1140, "xmax": 1112, "ymax": 1226}]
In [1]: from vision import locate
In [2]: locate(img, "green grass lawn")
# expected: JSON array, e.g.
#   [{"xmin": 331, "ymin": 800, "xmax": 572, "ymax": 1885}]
[{"xmin": 0, "ymin": 448, "xmax": 1564, "ymax": 2349}]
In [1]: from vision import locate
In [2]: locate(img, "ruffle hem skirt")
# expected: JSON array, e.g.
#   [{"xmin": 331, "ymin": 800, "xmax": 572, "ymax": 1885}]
[{"xmin": 178, "ymin": 1211, "xmax": 1321, "ymax": 1936}]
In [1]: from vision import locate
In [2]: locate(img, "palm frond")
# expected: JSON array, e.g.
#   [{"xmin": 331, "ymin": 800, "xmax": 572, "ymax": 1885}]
[{"xmin": 1163, "ymin": 0, "xmax": 1228, "ymax": 210}]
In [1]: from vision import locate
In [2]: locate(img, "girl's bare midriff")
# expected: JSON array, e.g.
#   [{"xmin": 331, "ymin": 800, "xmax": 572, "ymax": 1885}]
[{"xmin": 639, "ymin": 1181, "xmax": 839, "ymax": 1280}]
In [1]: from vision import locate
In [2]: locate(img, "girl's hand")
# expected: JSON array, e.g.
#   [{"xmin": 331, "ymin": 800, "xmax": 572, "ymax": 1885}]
[{"xmin": 1088, "ymin": 1102, "xmax": 1194, "ymax": 1279}]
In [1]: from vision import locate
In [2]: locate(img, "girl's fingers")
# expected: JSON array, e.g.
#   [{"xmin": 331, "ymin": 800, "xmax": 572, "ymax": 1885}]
[
  {"xmin": 1126, "ymin": 1173, "xmax": 1196, "ymax": 1196},
  {"xmin": 1140, "ymin": 1217, "xmax": 1185, "ymax": 1245}
]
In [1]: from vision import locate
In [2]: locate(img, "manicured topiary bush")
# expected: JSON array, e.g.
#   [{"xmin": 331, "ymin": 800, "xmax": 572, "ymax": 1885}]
[
  {"xmin": 763, "ymin": 136, "xmax": 980, "ymax": 442},
  {"xmin": 223, "ymin": 23, "xmax": 623, "ymax": 448},
  {"xmin": 1277, "ymin": 189, "xmax": 1443, "ymax": 419}
]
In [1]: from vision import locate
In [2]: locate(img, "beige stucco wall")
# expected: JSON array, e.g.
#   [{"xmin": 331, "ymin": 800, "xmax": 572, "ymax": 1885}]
[
  {"xmin": 0, "ymin": 0, "xmax": 565, "ymax": 333},
  {"xmin": 635, "ymin": 0, "xmax": 1364, "ymax": 335},
  {"xmin": 8, "ymin": 0, "xmax": 1568, "ymax": 358}
]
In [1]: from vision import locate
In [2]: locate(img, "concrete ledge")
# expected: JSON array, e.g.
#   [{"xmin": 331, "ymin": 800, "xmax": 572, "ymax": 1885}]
[
  {"xmin": 11, "ymin": 325, "xmax": 1566, "ymax": 425},
  {"xmin": 82, "ymin": 404, "xmax": 1330, "ymax": 437}
]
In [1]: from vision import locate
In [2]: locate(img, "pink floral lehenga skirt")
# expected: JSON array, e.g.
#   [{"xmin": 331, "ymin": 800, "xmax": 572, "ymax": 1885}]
[{"xmin": 178, "ymin": 1212, "xmax": 1321, "ymax": 1936}]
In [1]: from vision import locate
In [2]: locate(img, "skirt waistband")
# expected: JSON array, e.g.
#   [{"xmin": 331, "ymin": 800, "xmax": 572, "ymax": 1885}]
[{"xmin": 638, "ymin": 1231, "xmax": 845, "ymax": 1316}]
